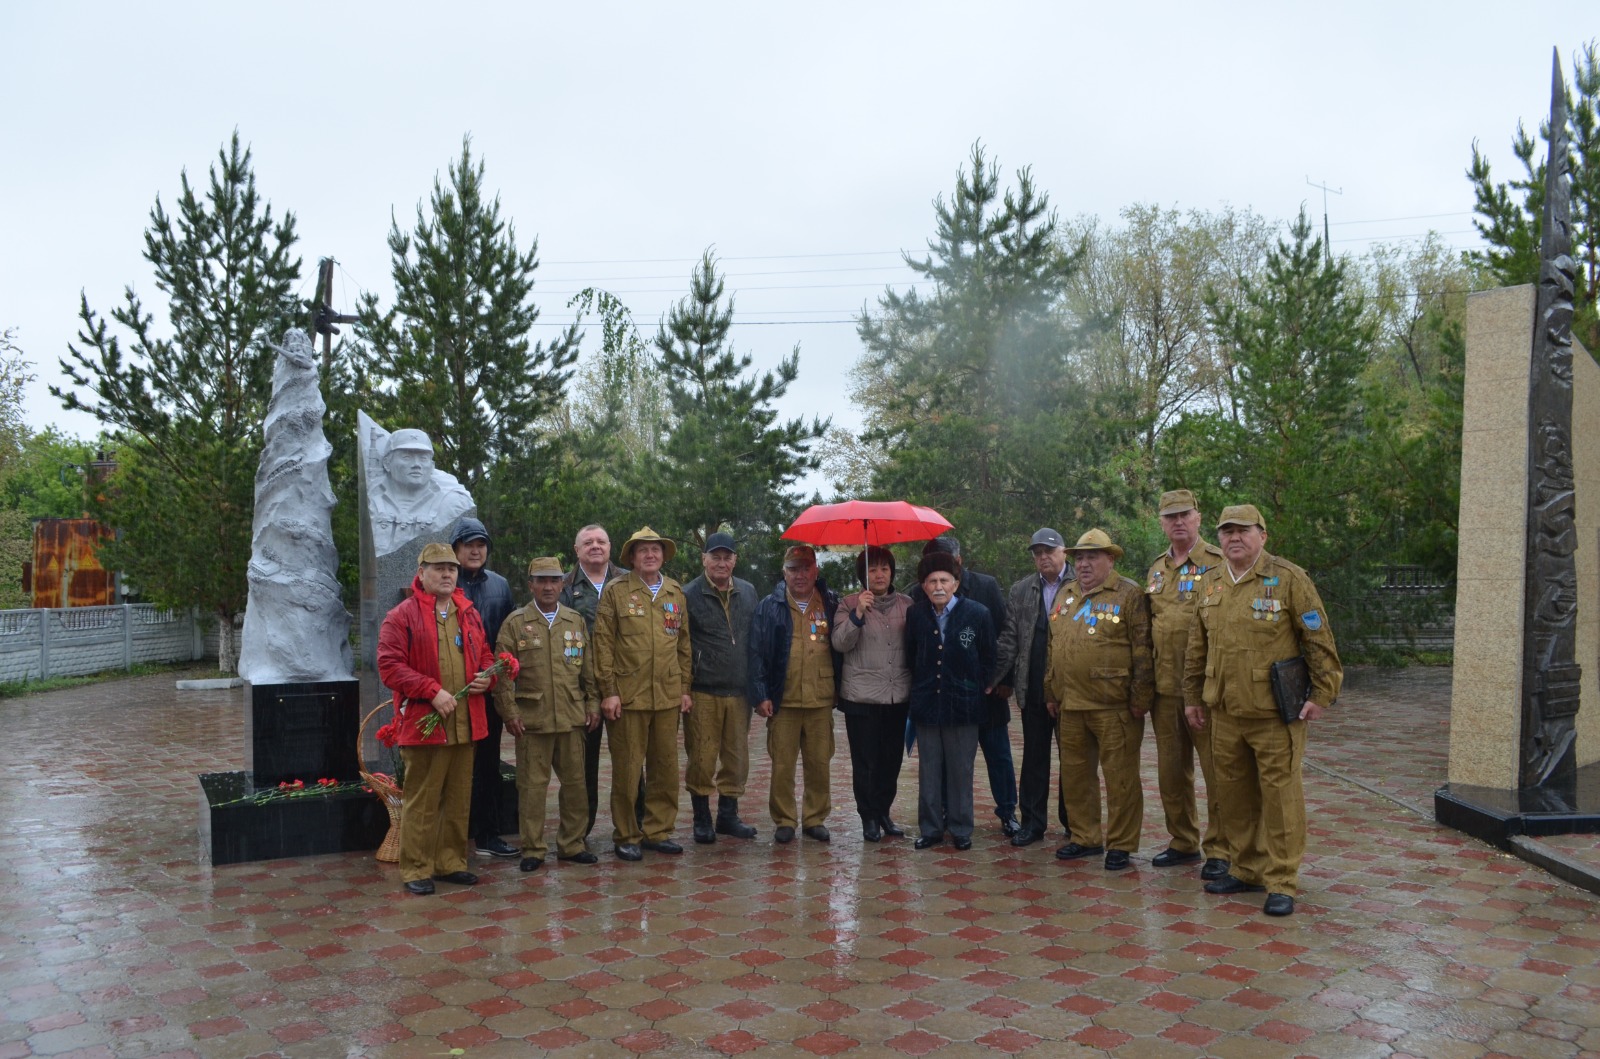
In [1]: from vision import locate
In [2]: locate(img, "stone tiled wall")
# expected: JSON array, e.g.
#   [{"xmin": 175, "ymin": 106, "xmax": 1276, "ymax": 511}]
[
  {"xmin": 1450, "ymin": 285, "xmax": 1599, "ymax": 786},
  {"xmin": 0, "ymin": 605, "xmax": 201, "ymax": 682}
]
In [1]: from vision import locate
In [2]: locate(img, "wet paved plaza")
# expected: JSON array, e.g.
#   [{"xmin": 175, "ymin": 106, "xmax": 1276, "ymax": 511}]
[{"xmin": 1, "ymin": 666, "xmax": 1598, "ymax": 1058}]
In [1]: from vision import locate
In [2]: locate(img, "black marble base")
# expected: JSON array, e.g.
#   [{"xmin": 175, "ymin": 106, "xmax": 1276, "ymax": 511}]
[
  {"xmin": 201, "ymin": 771, "xmax": 388, "ymax": 866},
  {"xmin": 246, "ymin": 679, "xmax": 361, "ymax": 789},
  {"xmin": 1434, "ymin": 760, "xmax": 1600, "ymax": 848}
]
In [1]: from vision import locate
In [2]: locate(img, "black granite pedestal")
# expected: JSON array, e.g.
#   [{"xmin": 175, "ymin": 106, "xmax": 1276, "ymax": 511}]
[
  {"xmin": 200, "ymin": 772, "xmax": 388, "ymax": 865},
  {"xmin": 201, "ymin": 679, "xmax": 380, "ymax": 864},
  {"xmin": 1435, "ymin": 761, "xmax": 1600, "ymax": 846}
]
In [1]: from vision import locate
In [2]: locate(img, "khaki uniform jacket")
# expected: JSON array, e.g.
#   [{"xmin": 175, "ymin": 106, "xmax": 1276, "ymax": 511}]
[
  {"xmin": 1182, "ymin": 550, "xmax": 1342, "ymax": 718},
  {"xmin": 1146, "ymin": 540, "xmax": 1226, "ymax": 696},
  {"xmin": 493, "ymin": 603, "xmax": 597, "ymax": 734},
  {"xmin": 1043, "ymin": 575, "xmax": 1154, "ymax": 714},
  {"xmin": 594, "ymin": 572, "xmax": 693, "ymax": 711}
]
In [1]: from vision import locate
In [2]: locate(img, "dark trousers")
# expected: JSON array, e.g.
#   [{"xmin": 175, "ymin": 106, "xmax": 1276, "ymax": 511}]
[
  {"xmin": 977, "ymin": 720, "xmax": 1017, "ymax": 821},
  {"xmin": 468, "ymin": 709, "xmax": 505, "ymax": 843},
  {"xmin": 584, "ymin": 723, "xmax": 604, "ymax": 836},
  {"xmin": 916, "ymin": 723, "xmax": 980, "ymax": 840},
  {"xmin": 843, "ymin": 702, "xmax": 909, "ymax": 822},
  {"xmin": 1019, "ymin": 699, "xmax": 1069, "ymax": 836}
]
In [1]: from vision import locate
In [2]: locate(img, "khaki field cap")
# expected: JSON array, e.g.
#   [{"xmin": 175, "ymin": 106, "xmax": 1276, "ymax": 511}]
[
  {"xmin": 417, "ymin": 542, "xmax": 458, "ymax": 566},
  {"xmin": 1216, "ymin": 504, "xmax": 1268, "ymax": 532},
  {"xmin": 783, "ymin": 544, "xmax": 818, "ymax": 569},
  {"xmin": 1065, "ymin": 528, "xmax": 1124, "ymax": 561},
  {"xmin": 619, "ymin": 526, "xmax": 677, "ymax": 566},
  {"xmin": 526, "ymin": 556, "xmax": 565, "ymax": 579},
  {"xmin": 1158, "ymin": 489, "xmax": 1198, "ymax": 516}
]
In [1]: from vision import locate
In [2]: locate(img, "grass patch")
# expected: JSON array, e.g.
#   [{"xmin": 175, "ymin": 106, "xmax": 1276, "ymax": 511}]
[{"xmin": 0, "ymin": 661, "xmax": 213, "ymax": 699}]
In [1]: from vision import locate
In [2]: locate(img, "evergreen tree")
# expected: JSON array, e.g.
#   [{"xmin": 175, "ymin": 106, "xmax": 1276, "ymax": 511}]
[
  {"xmin": 1467, "ymin": 41, "xmax": 1599, "ymax": 353},
  {"xmin": 651, "ymin": 252, "xmax": 827, "ymax": 582},
  {"xmin": 855, "ymin": 143, "xmax": 1131, "ymax": 581},
  {"xmin": 1161, "ymin": 211, "xmax": 1379, "ymax": 631},
  {"xmin": 54, "ymin": 134, "xmax": 301, "ymax": 668},
  {"xmin": 358, "ymin": 137, "xmax": 578, "ymax": 494}
]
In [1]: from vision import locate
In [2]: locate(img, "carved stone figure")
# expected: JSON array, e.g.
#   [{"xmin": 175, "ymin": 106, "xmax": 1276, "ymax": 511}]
[
  {"xmin": 237, "ymin": 329, "xmax": 354, "ymax": 683},
  {"xmin": 1519, "ymin": 51, "xmax": 1583, "ymax": 788},
  {"xmin": 363, "ymin": 423, "xmax": 474, "ymax": 558}
]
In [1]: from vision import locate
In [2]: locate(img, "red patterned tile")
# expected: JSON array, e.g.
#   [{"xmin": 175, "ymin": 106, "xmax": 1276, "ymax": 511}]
[
  {"xmin": 1070, "ymin": 1026, "xmax": 1129, "ymax": 1049},
  {"xmin": 526, "ymin": 1027, "xmax": 588, "ymax": 1049},
  {"xmin": 1254, "ymin": 1020, "xmax": 1315, "ymax": 1044},
  {"xmin": 441, "ymin": 1025, "xmax": 501, "ymax": 1048},
  {"xmin": 705, "ymin": 1029, "xmax": 766, "ymax": 1054},
  {"xmin": 632, "ymin": 998, "xmax": 691, "ymax": 1021},
  {"xmin": 716, "ymin": 999, "xmax": 773, "ymax": 1020},
  {"xmin": 885, "ymin": 1029, "xmax": 948, "ymax": 1055},
  {"xmin": 794, "ymin": 1030, "xmax": 859, "ymax": 1055}
]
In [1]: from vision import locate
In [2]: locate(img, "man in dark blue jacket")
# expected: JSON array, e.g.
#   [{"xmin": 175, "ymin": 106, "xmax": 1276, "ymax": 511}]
[
  {"xmin": 452, "ymin": 517, "xmax": 519, "ymax": 860},
  {"xmin": 748, "ymin": 546, "xmax": 842, "ymax": 843}
]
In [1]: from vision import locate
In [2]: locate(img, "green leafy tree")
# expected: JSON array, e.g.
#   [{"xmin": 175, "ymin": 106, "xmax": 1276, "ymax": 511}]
[
  {"xmin": 854, "ymin": 143, "xmax": 1134, "ymax": 582},
  {"xmin": 1467, "ymin": 41, "xmax": 1599, "ymax": 353},
  {"xmin": 651, "ymin": 252, "xmax": 827, "ymax": 582},
  {"xmin": 358, "ymin": 137, "xmax": 578, "ymax": 494},
  {"xmin": 1161, "ymin": 210, "xmax": 1379, "ymax": 631},
  {"xmin": 53, "ymin": 134, "xmax": 301, "ymax": 667}
]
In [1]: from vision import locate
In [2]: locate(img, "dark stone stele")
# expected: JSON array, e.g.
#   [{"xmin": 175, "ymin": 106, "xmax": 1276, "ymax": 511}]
[
  {"xmin": 199, "ymin": 679, "xmax": 389, "ymax": 865},
  {"xmin": 1435, "ymin": 763, "xmax": 1600, "ymax": 848}
]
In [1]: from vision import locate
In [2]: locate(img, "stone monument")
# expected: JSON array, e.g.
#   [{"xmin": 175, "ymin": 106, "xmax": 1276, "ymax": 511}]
[
  {"xmin": 1436, "ymin": 52, "xmax": 1600, "ymax": 856},
  {"xmin": 355, "ymin": 411, "xmax": 475, "ymax": 711},
  {"xmin": 201, "ymin": 330, "xmax": 382, "ymax": 864}
]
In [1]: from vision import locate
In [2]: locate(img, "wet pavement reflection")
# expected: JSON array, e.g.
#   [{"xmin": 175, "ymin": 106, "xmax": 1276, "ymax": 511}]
[{"xmin": 0, "ymin": 667, "xmax": 1597, "ymax": 1057}]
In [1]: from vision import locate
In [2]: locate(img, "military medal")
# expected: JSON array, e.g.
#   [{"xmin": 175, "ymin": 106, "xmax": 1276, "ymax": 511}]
[
  {"xmin": 1147, "ymin": 571, "xmax": 1163, "ymax": 595},
  {"xmin": 1111, "ymin": 604, "xmax": 1121, "ymax": 624}
]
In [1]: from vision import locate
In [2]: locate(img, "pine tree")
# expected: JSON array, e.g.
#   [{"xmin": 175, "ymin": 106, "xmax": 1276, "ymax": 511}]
[
  {"xmin": 54, "ymin": 133, "xmax": 301, "ymax": 668},
  {"xmin": 358, "ymin": 136, "xmax": 578, "ymax": 494},
  {"xmin": 1467, "ymin": 41, "xmax": 1599, "ymax": 352},
  {"xmin": 651, "ymin": 251, "xmax": 827, "ymax": 579},
  {"xmin": 854, "ymin": 143, "xmax": 1128, "ymax": 579}
]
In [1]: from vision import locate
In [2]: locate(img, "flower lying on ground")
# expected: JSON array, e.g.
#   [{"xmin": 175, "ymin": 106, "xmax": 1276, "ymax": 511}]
[{"xmin": 215, "ymin": 777, "xmax": 366, "ymax": 807}]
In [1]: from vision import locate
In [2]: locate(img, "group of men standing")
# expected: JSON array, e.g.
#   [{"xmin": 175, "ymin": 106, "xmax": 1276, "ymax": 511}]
[{"xmin": 377, "ymin": 488, "xmax": 1341, "ymax": 918}]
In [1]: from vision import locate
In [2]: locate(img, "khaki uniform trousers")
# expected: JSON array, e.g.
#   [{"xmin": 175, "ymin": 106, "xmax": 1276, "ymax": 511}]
[
  {"xmin": 767, "ymin": 705, "xmax": 834, "ymax": 829},
  {"xmin": 686, "ymin": 692, "xmax": 751, "ymax": 797},
  {"xmin": 1151, "ymin": 692, "xmax": 1225, "ymax": 859},
  {"xmin": 1057, "ymin": 708, "xmax": 1144, "ymax": 853},
  {"xmin": 606, "ymin": 707, "xmax": 681, "ymax": 846},
  {"xmin": 1211, "ymin": 708, "xmax": 1307, "ymax": 895},
  {"xmin": 399, "ymin": 742, "xmax": 474, "ymax": 883},
  {"xmin": 515, "ymin": 728, "xmax": 588, "ymax": 860}
]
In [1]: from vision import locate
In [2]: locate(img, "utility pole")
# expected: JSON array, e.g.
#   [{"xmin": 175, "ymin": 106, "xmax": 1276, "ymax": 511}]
[
  {"xmin": 1306, "ymin": 177, "xmax": 1342, "ymax": 265},
  {"xmin": 309, "ymin": 258, "xmax": 360, "ymax": 374}
]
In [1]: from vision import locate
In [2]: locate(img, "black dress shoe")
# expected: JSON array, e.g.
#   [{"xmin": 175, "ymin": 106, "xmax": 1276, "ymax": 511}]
[
  {"xmin": 1204, "ymin": 873, "xmax": 1265, "ymax": 895},
  {"xmin": 557, "ymin": 851, "xmax": 598, "ymax": 865},
  {"xmin": 1054, "ymin": 842, "xmax": 1103, "ymax": 861},
  {"xmin": 952, "ymin": 836, "xmax": 972, "ymax": 851},
  {"xmin": 803, "ymin": 825, "xmax": 831, "ymax": 842},
  {"xmin": 879, "ymin": 817, "xmax": 906, "ymax": 838},
  {"xmin": 614, "ymin": 844, "xmax": 643, "ymax": 861},
  {"xmin": 1010, "ymin": 829, "xmax": 1043, "ymax": 848},
  {"xmin": 432, "ymin": 871, "xmax": 480, "ymax": 886},
  {"xmin": 1104, "ymin": 850, "xmax": 1131, "ymax": 871},
  {"xmin": 475, "ymin": 836, "xmax": 520, "ymax": 858},
  {"xmin": 1000, "ymin": 817, "xmax": 1020, "ymax": 837},
  {"xmin": 641, "ymin": 839, "xmax": 683, "ymax": 855},
  {"xmin": 403, "ymin": 879, "xmax": 435, "ymax": 895},
  {"xmin": 774, "ymin": 826, "xmax": 795, "ymax": 844},
  {"xmin": 862, "ymin": 818, "xmax": 882, "ymax": 843},
  {"xmin": 913, "ymin": 835, "xmax": 944, "ymax": 850},
  {"xmin": 1200, "ymin": 858, "xmax": 1230, "ymax": 881},
  {"xmin": 1151, "ymin": 848, "xmax": 1202, "ymax": 868},
  {"xmin": 1263, "ymin": 893, "xmax": 1296, "ymax": 916},
  {"xmin": 520, "ymin": 857, "xmax": 543, "ymax": 872}
]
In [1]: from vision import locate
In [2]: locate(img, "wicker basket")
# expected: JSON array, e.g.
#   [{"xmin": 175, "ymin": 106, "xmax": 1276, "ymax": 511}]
[{"xmin": 358, "ymin": 702, "xmax": 404, "ymax": 863}]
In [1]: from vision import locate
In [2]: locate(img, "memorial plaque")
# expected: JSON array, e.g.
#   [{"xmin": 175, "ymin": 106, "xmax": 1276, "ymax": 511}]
[{"xmin": 245, "ymin": 679, "xmax": 361, "ymax": 788}]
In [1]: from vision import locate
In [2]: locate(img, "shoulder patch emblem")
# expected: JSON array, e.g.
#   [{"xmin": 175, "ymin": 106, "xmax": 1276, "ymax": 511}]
[{"xmin": 1301, "ymin": 610, "xmax": 1322, "ymax": 631}]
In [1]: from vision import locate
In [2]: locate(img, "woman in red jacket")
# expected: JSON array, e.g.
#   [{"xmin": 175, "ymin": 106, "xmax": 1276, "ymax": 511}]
[{"xmin": 377, "ymin": 542, "xmax": 496, "ymax": 895}]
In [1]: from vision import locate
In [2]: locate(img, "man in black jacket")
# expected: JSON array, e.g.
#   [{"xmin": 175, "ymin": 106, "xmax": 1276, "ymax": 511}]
[
  {"xmin": 748, "ymin": 546, "xmax": 842, "ymax": 843},
  {"xmin": 910, "ymin": 536, "xmax": 1018, "ymax": 836},
  {"xmin": 452, "ymin": 517, "xmax": 519, "ymax": 860},
  {"xmin": 682, "ymin": 532, "xmax": 759, "ymax": 843}
]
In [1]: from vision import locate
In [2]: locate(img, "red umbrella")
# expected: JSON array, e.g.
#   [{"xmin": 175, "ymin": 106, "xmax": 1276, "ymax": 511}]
[{"xmin": 782, "ymin": 500, "xmax": 953, "ymax": 548}]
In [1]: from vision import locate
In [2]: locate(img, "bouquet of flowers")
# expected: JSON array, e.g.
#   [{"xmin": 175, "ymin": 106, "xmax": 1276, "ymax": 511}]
[{"xmin": 375, "ymin": 651, "xmax": 522, "ymax": 743}]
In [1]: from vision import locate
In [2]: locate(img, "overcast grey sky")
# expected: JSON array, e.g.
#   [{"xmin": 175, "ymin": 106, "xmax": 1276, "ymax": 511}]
[{"xmin": 0, "ymin": 1, "xmax": 1584, "ymax": 462}]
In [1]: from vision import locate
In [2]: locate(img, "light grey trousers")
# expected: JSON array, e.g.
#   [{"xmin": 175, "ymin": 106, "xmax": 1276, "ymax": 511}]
[{"xmin": 915, "ymin": 723, "xmax": 979, "ymax": 840}]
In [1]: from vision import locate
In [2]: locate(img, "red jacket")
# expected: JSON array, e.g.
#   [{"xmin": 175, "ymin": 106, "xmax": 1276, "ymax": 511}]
[{"xmin": 377, "ymin": 577, "xmax": 494, "ymax": 746}]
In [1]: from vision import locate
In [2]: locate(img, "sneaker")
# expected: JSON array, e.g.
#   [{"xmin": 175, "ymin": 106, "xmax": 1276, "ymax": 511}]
[{"xmin": 475, "ymin": 836, "xmax": 520, "ymax": 858}]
